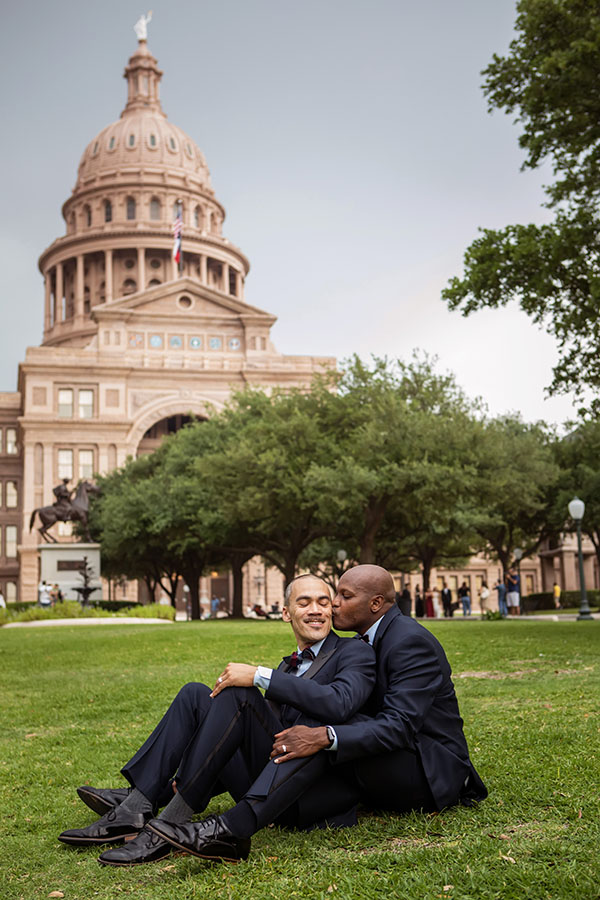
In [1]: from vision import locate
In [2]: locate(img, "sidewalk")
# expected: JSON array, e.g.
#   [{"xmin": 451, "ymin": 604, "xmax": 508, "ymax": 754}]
[{"xmin": 3, "ymin": 617, "xmax": 173, "ymax": 629}]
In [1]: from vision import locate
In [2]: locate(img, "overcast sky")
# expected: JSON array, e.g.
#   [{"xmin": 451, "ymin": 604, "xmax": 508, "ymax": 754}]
[{"xmin": 0, "ymin": 1, "xmax": 579, "ymax": 425}]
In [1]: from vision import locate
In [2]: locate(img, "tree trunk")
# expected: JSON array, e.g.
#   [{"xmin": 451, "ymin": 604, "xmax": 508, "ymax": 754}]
[
  {"xmin": 359, "ymin": 497, "xmax": 389, "ymax": 563},
  {"xmin": 422, "ymin": 559, "xmax": 432, "ymax": 592},
  {"xmin": 230, "ymin": 553, "xmax": 248, "ymax": 619},
  {"xmin": 180, "ymin": 563, "xmax": 203, "ymax": 620}
]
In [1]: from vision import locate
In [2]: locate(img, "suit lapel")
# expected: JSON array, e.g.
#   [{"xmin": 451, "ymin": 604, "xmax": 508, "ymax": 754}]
[
  {"xmin": 301, "ymin": 631, "xmax": 339, "ymax": 680},
  {"xmin": 372, "ymin": 605, "xmax": 400, "ymax": 650}
]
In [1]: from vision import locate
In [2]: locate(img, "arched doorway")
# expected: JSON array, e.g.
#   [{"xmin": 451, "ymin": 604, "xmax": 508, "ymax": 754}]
[{"xmin": 136, "ymin": 413, "xmax": 197, "ymax": 456}]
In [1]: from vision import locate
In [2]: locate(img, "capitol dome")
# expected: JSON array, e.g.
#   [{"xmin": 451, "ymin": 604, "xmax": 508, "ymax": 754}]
[
  {"xmin": 38, "ymin": 36, "xmax": 250, "ymax": 349},
  {"xmin": 75, "ymin": 42, "xmax": 212, "ymax": 191}
]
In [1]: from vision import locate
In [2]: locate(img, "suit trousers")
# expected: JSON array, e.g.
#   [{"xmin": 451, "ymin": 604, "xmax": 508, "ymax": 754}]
[{"xmin": 122, "ymin": 683, "xmax": 255, "ymax": 807}]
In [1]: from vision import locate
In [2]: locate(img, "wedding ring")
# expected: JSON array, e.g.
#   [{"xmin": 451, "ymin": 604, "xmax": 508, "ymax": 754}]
[
  {"xmin": 218, "ymin": 677, "xmax": 223, "ymax": 683},
  {"xmin": 282, "ymin": 744, "xmax": 287, "ymax": 753}
]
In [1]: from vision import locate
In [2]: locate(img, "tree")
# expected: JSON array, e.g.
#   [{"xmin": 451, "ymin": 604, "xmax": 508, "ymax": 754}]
[
  {"xmin": 471, "ymin": 415, "xmax": 559, "ymax": 576},
  {"xmin": 553, "ymin": 420, "xmax": 600, "ymax": 571},
  {"xmin": 443, "ymin": 0, "xmax": 600, "ymax": 403}
]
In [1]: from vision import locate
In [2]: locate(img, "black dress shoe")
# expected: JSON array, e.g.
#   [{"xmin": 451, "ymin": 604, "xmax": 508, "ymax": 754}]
[
  {"xmin": 77, "ymin": 785, "xmax": 133, "ymax": 817},
  {"xmin": 98, "ymin": 826, "xmax": 181, "ymax": 866},
  {"xmin": 147, "ymin": 815, "xmax": 250, "ymax": 862},
  {"xmin": 58, "ymin": 806, "xmax": 150, "ymax": 846}
]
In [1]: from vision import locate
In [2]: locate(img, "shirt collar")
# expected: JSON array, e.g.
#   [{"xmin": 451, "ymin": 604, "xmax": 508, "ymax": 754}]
[
  {"xmin": 297, "ymin": 636, "xmax": 327, "ymax": 656},
  {"xmin": 361, "ymin": 615, "xmax": 385, "ymax": 645}
]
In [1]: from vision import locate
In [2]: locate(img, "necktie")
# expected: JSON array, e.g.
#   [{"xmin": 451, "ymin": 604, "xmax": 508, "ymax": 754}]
[
  {"xmin": 355, "ymin": 633, "xmax": 369, "ymax": 643},
  {"xmin": 283, "ymin": 647, "xmax": 316, "ymax": 670}
]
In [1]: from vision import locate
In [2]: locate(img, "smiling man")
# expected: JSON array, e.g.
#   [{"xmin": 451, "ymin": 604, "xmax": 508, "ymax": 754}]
[{"xmin": 58, "ymin": 574, "xmax": 375, "ymax": 866}]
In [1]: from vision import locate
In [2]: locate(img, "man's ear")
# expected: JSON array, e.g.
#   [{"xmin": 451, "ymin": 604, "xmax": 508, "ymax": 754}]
[
  {"xmin": 282, "ymin": 605, "xmax": 292, "ymax": 623},
  {"xmin": 370, "ymin": 594, "xmax": 386, "ymax": 613}
]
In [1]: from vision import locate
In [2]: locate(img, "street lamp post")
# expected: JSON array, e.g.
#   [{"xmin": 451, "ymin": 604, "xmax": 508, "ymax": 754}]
[
  {"xmin": 513, "ymin": 547, "xmax": 523, "ymax": 615},
  {"xmin": 568, "ymin": 497, "xmax": 594, "ymax": 621}
]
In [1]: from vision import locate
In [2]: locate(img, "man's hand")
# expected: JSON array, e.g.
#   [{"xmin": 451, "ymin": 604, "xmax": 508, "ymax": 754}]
[
  {"xmin": 210, "ymin": 663, "xmax": 258, "ymax": 697},
  {"xmin": 270, "ymin": 725, "xmax": 330, "ymax": 763}
]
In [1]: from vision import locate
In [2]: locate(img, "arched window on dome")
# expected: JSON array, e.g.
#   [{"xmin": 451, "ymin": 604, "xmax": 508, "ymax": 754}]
[
  {"xmin": 194, "ymin": 205, "xmax": 202, "ymax": 229},
  {"xmin": 123, "ymin": 279, "xmax": 137, "ymax": 295},
  {"xmin": 149, "ymin": 133, "xmax": 157, "ymax": 148},
  {"xmin": 104, "ymin": 200, "xmax": 112, "ymax": 223},
  {"xmin": 173, "ymin": 201, "xmax": 183, "ymax": 221},
  {"xmin": 84, "ymin": 205, "xmax": 92, "ymax": 227},
  {"xmin": 150, "ymin": 197, "xmax": 161, "ymax": 220},
  {"xmin": 126, "ymin": 197, "xmax": 136, "ymax": 221},
  {"xmin": 149, "ymin": 278, "xmax": 161, "ymax": 287}
]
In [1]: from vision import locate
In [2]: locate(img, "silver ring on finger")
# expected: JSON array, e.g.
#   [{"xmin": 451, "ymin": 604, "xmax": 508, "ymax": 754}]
[
  {"xmin": 282, "ymin": 744, "xmax": 287, "ymax": 753},
  {"xmin": 218, "ymin": 677, "xmax": 223, "ymax": 683}
]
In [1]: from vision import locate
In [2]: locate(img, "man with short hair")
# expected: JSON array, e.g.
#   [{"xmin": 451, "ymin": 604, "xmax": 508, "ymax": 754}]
[
  {"xmin": 151, "ymin": 565, "xmax": 487, "ymax": 863},
  {"xmin": 58, "ymin": 574, "xmax": 375, "ymax": 865},
  {"xmin": 506, "ymin": 567, "xmax": 521, "ymax": 616}
]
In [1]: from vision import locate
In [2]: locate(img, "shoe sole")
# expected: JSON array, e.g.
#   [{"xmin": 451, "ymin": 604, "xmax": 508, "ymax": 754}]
[
  {"xmin": 146, "ymin": 824, "xmax": 245, "ymax": 863},
  {"xmin": 76, "ymin": 787, "xmax": 115, "ymax": 817},
  {"xmin": 98, "ymin": 850, "xmax": 186, "ymax": 867},
  {"xmin": 58, "ymin": 831, "xmax": 140, "ymax": 847}
]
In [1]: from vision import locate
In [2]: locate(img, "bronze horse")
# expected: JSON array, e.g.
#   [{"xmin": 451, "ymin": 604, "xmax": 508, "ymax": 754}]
[{"xmin": 29, "ymin": 480, "xmax": 100, "ymax": 543}]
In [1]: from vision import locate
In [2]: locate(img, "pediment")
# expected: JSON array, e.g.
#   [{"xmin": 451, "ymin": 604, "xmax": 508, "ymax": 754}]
[{"xmin": 92, "ymin": 277, "xmax": 277, "ymax": 325}]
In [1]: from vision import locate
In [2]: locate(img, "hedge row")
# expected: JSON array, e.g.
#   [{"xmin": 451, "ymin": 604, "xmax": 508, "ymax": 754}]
[{"xmin": 522, "ymin": 590, "xmax": 600, "ymax": 611}]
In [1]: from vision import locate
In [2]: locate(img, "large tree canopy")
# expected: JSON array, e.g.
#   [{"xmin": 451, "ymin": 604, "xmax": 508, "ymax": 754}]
[{"xmin": 443, "ymin": 0, "xmax": 600, "ymax": 403}]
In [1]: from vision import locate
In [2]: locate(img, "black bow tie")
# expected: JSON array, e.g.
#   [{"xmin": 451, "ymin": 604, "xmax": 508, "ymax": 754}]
[
  {"xmin": 283, "ymin": 648, "xmax": 316, "ymax": 669},
  {"xmin": 355, "ymin": 633, "xmax": 369, "ymax": 643}
]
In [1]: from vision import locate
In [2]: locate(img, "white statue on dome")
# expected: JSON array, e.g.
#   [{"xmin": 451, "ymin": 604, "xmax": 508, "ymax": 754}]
[{"xmin": 134, "ymin": 11, "xmax": 153, "ymax": 41}]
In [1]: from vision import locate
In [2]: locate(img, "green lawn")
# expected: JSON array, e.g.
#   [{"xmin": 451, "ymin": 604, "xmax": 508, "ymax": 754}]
[{"xmin": 1, "ymin": 620, "xmax": 598, "ymax": 900}]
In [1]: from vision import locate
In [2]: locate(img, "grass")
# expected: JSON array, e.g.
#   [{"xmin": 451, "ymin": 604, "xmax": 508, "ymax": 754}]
[{"xmin": 1, "ymin": 619, "xmax": 598, "ymax": 900}]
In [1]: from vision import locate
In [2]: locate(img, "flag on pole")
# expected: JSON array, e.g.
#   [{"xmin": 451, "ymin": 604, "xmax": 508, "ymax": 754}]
[{"xmin": 172, "ymin": 204, "xmax": 183, "ymax": 267}]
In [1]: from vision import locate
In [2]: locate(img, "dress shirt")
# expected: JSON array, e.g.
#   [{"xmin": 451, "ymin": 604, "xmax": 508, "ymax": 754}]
[{"xmin": 253, "ymin": 636, "xmax": 327, "ymax": 690}]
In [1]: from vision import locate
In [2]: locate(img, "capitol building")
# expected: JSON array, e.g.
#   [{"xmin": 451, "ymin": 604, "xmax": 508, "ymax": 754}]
[{"xmin": 0, "ymin": 33, "xmax": 333, "ymax": 606}]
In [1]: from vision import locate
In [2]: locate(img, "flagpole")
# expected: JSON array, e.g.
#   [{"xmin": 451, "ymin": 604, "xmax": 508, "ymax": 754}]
[{"xmin": 178, "ymin": 200, "xmax": 183, "ymax": 278}]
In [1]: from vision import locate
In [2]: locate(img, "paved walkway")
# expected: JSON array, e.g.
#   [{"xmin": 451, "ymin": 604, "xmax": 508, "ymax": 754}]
[{"xmin": 3, "ymin": 617, "xmax": 173, "ymax": 629}]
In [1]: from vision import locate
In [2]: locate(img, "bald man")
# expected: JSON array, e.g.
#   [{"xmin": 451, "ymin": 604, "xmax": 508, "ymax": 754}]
[{"xmin": 150, "ymin": 565, "xmax": 486, "ymax": 864}]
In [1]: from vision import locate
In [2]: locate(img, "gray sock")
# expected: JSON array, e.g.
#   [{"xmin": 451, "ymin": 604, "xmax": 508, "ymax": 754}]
[
  {"xmin": 119, "ymin": 787, "xmax": 153, "ymax": 815},
  {"xmin": 157, "ymin": 790, "xmax": 195, "ymax": 824}
]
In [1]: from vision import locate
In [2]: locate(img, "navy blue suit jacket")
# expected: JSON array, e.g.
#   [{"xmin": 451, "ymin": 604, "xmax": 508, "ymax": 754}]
[
  {"xmin": 333, "ymin": 605, "xmax": 487, "ymax": 810},
  {"xmin": 265, "ymin": 629, "xmax": 376, "ymax": 726}
]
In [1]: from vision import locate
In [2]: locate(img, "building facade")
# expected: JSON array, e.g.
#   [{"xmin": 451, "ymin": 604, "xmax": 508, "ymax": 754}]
[{"xmin": 0, "ymin": 35, "xmax": 333, "ymax": 605}]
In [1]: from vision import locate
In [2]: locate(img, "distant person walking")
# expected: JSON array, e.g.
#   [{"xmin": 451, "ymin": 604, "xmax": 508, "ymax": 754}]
[
  {"xmin": 458, "ymin": 581, "xmax": 471, "ymax": 616},
  {"xmin": 553, "ymin": 582, "xmax": 562, "ymax": 609},
  {"xmin": 441, "ymin": 581, "xmax": 453, "ymax": 617},
  {"xmin": 506, "ymin": 567, "xmax": 521, "ymax": 616},
  {"xmin": 479, "ymin": 582, "xmax": 490, "ymax": 619},
  {"xmin": 494, "ymin": 578, "xmax": 508, "ymax": 617}
]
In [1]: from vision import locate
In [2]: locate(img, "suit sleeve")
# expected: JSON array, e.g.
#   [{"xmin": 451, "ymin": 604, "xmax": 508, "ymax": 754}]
[
  {"xmin": 265, "ymin": 641, "xmax": 376, "ymax": 724},
  {"xmin": 332, "ymin": 629, "xmax": 444, "ymax": 762}
]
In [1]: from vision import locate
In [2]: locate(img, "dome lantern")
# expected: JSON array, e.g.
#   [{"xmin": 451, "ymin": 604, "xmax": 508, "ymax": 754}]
[{"xmin": 122, "ymin": 38, "xmax": 165, "ymax": 118}]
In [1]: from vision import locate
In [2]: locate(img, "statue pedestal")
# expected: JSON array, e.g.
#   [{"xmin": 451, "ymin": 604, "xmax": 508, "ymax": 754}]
[{"xmin": 38, "ymin": 543, "xmax": 102, "ymax": 602}]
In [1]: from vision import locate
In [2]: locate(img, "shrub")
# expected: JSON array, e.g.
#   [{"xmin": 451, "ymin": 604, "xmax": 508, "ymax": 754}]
[
  {"xmin": 123, "ymin": 603, "xmax": 176, "ymax": 621},
  {"xmin": 523, "ymin": 590, "xmax": 600, "ymax": 612}
]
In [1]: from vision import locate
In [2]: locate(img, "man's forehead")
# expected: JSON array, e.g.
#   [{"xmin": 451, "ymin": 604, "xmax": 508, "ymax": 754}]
[{"xmin": 290, "ymin": 577, "xmax": 331, "ymax": 602}]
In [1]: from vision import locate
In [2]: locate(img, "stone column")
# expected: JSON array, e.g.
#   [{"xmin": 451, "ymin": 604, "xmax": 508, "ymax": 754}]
[
  {"xmin": 235, "ymin": 270, "xmax": 242, "ymax": 298},
  {"xmin": 44, "ymin": 272, "xmax": 52, "ymax": 332},
  {"xmin": 137, "ymin": 246, "xmax": 145, "ymax": 291},
  {"xmin": 75, "ymin": 254, "xmax": 85, "ymax": 319},
  {"xmin": 105, "ymin": 249, "xmax": 113, "ymax": 303},
  {"xmin": 200, "ymin": 253, "xmax": 207, "ymax": 285},
  {"xmin": 222, "ymin": 262, "xmax": 229, "ymax": 293},
  {"xmin": 55, "ymin": 262, "xmax": 63, "ymax": 322}
]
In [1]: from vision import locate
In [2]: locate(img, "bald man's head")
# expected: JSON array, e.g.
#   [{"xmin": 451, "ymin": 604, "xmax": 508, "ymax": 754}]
[{"xmin": 332, "ymin": 564, "xmax": 396, "ymax": 634}]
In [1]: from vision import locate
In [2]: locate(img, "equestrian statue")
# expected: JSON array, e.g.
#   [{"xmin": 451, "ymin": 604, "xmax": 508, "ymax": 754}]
[{"xmin": 29, "ymin": 479, "xmax": 100, "ymax": 543}]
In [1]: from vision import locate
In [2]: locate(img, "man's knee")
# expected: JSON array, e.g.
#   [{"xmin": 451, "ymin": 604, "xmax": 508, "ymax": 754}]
[{"xmin": 175, "ymin": 682, "xmax": 212, "ymax": 712}]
